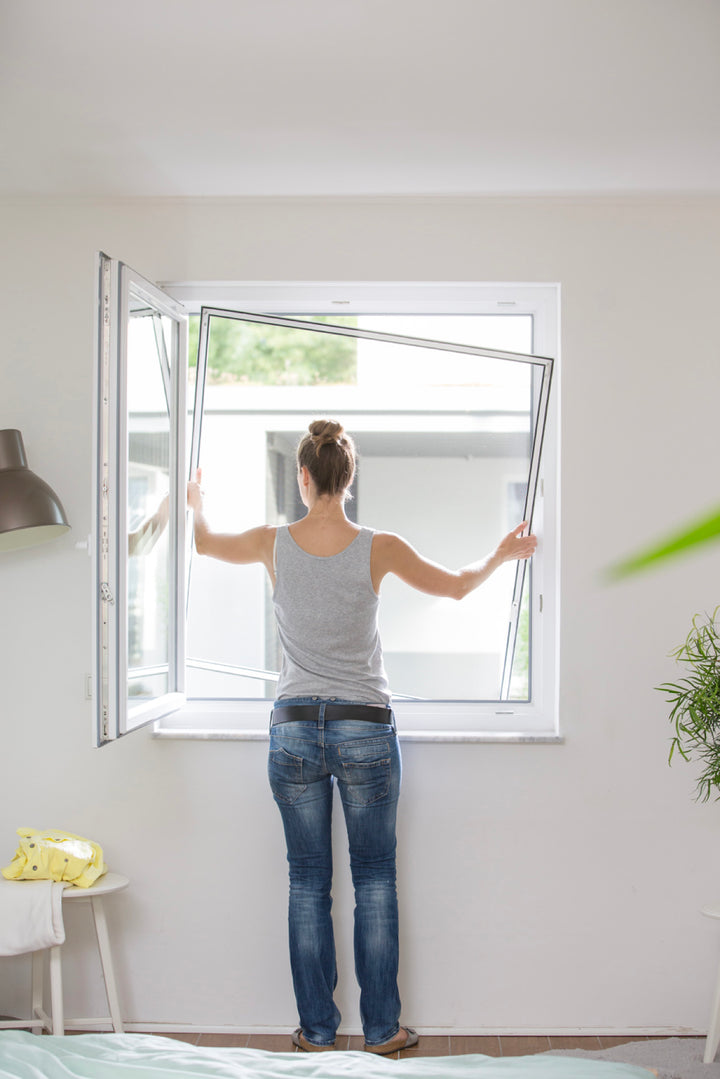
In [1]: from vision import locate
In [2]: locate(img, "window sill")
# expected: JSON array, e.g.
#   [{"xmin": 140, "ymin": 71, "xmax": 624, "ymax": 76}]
[
  {"xmin": 151, "ymin": 726, "xmax": 563, "ymax": 745},
  {"xmin": 152, "ymin": 699, "xmax": 561, "ymax": 744}
]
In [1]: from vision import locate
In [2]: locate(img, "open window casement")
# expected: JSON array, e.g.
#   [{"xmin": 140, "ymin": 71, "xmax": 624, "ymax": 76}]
[{"xmin": 95, "ymin": 256, "xmax": 188, "ymax": 744}]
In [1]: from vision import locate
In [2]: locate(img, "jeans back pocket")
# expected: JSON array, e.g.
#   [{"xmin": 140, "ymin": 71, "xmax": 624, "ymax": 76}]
[
  {"xmin": 338, "ymin": 738, "xmax": 394, "ymax": 806},
  {"xmin": 268, "ymin": 746, "xmax": 308, "ymax": 805}
]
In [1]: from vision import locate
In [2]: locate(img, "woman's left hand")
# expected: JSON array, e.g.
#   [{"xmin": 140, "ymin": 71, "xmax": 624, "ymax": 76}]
[{"xmin": 496, "ymin": 522, "xmax": 537, "ymax": 563}]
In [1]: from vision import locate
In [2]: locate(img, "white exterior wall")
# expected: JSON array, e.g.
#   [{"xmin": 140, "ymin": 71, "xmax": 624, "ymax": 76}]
[
  {"xmin": 1, "ymin": 194, "xmax": 719, "ymax": 1033},
  {"xmin": 363, "ymin": 455, "xmax": 523, "ymax": 699}
]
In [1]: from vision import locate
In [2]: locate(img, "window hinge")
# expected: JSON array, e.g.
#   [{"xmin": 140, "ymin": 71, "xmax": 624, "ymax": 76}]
[
  {"xmin": 539, "ymin": 594, "xmax": 544, "ymax": 613},
  {"xmin": 100, "ymin": 582, "xmax": 115, "ymax": 605}
]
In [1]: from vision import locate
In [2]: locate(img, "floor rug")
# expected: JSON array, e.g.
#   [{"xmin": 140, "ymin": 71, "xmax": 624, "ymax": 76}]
[{"xmin": 543, "ymin": 1037, "xmax": 713, "ymax": 1079}]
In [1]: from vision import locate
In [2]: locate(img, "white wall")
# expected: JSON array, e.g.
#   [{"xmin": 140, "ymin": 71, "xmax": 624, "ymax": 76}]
[{"xmin": 1, "ymin": 194, "xmax": 720, "ymax": 1034}]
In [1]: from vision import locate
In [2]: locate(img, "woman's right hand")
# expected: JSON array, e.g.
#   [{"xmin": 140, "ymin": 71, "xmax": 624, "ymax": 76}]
[{"xmin": 187, "ymin": 467, "xmax": 204, "ymax": 512}]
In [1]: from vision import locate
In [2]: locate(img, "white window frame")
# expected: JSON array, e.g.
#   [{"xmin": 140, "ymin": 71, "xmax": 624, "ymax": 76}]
[
  {"xmin": 155, "ymin": 280, "xmax": 560, "ymax": 744},
  {"xmin": 94, "ymin": 255, "xmax": 188, "ymax": 744}
]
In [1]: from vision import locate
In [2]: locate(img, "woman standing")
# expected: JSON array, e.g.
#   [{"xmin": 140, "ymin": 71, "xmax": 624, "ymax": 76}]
[{"xmin": 187, "ymin": 418, "xmax": 536, "ymax": 1055}]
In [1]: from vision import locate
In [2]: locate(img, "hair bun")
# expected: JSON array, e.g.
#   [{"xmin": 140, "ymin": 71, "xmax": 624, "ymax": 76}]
[
  {"xmin": 297, "ymin": 419, "xmax": 356, "ymax": 497},
  {"xmin": 309, "ymin": 419, "xmax": 345, "ymax": 452}
]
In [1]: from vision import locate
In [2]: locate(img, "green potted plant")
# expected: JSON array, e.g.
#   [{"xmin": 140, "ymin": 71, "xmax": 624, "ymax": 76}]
[
  {"xmin": 658, "ymin": 607, "xmax": 720, "ymax": 802},
  {"xmin": 608, "ymin": 504, "xmax": 720, "ymax": 800}
]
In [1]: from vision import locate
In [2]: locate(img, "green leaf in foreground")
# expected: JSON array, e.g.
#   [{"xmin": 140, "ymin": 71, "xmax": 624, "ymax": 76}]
[{"xmin": 607, "ymin": 506, "xmax": 720, "ymax": 581}]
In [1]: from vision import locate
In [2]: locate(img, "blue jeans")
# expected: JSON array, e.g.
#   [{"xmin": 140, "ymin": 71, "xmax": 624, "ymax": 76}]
[{"xmin": 268, "ymin": 698, "xmax": 402, "ymax": 1047}]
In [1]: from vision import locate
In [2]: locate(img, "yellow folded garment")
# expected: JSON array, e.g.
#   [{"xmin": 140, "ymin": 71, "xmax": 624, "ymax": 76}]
[{"xmin": 1, "ymin": 828, "xmax": 107, "ymax": 888}]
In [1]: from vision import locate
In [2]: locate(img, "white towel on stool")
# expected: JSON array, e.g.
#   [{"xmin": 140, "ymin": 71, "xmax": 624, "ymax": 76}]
[{"xmin": 0, "ymin": 878, "xmax": 65, "ymax": 956}]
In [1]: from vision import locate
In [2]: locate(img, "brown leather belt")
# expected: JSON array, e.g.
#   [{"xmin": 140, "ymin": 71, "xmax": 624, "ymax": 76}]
[{"xmin": 271, "ymin": 703, "xmax": 392, "ymax": 725}]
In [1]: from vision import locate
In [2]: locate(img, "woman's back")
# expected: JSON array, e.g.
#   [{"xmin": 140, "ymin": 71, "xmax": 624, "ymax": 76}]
[
  {"xmin": 273, "ymin": 524, "xmax": 390, "ymax": 705},
  {"xmin": 287, "ymin": 513, "xmax": 360, "ymax": 558}
]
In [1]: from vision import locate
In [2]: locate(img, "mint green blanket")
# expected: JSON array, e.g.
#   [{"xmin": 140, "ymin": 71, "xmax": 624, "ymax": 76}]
[{"xmin": 0, "ymin": 1032, "xmax": 653, "ymax": 1079}]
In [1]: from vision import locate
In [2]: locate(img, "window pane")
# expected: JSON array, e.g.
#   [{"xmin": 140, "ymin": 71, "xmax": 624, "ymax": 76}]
[
  {"xmin": 188, "ymin": 315, "xmax": 358, "ymax": 387},
  {"xmin": 187, "ymin": 312, "xmax": 544, "ymax": 703},
  {"xmin": 127, "ymin": 310, "xmax": 172, "ymax": 703}
]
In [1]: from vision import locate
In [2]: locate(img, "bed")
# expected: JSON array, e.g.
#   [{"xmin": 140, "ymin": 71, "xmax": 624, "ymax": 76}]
[{"xmin": 0, "ymin": 1031, "xmax": 655, "ymax": 1078}]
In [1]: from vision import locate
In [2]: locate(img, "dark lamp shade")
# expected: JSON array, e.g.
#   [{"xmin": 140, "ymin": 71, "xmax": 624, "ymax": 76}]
[{"xmin": 0, "ymin": 430, "xmax": 70, "ymax": 552}]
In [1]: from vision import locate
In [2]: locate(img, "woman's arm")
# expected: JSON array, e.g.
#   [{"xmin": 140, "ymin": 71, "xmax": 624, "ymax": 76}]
[
  {"xmin": 371, "ymin": 523, "xmax": 537, "ymax": 600},
  {"xmin": 187, "ymin": 470, "xmax": 276, "ymax": 575}
]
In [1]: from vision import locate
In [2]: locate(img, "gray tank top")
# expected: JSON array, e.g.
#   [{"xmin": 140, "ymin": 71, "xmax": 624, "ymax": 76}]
[{"xmin": 273, "ymin": 524, "xmax": 391, "ymax": 704}]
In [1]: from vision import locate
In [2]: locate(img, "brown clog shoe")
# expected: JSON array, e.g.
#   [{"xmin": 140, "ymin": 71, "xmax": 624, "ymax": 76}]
[
  {"xmin": 364, "ymin": 1026, "xmax": 419, "ymax": 1055},
  {"xmin": 292, "ymin": 1028, "xmax": 336, "ymax": 1052}
]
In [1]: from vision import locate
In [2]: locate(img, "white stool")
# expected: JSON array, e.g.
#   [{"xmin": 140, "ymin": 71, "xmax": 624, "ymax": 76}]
[
  {"xmin": 701, "ymin": 903, "xmax": 720, "ymax": 1062},
  {"xmin": 0, "ymin": 872, "xmax": 129, "ymax": 1036}
]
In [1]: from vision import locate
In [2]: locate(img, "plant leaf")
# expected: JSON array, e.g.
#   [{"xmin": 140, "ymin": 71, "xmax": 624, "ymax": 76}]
[
  {"xmin": 659, "ymin": 609, "xmax": 720, "ymax": 800},
  {"xmin": 607, "ymin": 506, "xmax": 720, "ymax": 580}
]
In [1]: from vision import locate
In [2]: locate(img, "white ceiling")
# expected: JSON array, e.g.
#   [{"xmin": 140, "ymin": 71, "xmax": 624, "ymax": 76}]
[{"xmin": 2, "ymin": 0, "xmax": 719, "ymax": 198}]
